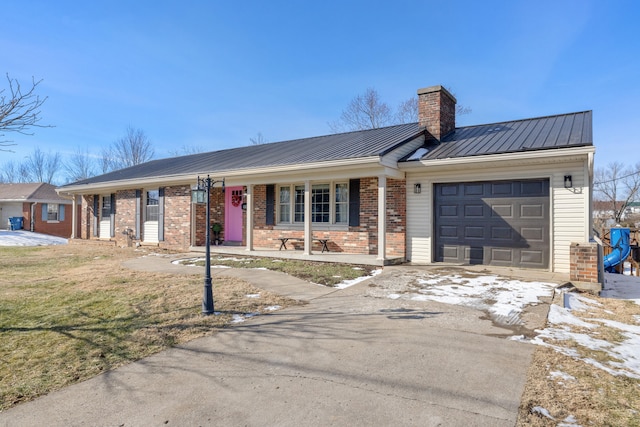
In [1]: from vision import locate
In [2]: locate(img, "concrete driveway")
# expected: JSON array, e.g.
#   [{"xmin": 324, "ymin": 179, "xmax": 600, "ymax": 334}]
[{"xmin": 0, "ymin": 255, "xmax": 560, "ymax": 426}]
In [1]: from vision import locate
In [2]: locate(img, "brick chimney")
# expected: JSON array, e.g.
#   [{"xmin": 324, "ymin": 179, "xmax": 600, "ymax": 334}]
[{"xmin": 417, "ymin": 85, "xmax": 457, "ymax": 141}]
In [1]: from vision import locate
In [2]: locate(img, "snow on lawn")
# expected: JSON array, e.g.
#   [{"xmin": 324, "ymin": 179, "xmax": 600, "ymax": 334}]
[
  {"xmin": 0, "ymin": 230, "xmax": 67, "ymax": 246},
  {"xmin": 532, "ymin": 291, "xmax": 640, "ymax": 379},
  {"xmin": 381, "ymin": 273, "xmax": 555, "ymax": 326}
]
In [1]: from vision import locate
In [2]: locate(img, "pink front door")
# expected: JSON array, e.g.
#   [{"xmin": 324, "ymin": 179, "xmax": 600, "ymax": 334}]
[{"xmin": 225, "ymin": 186, "xmax": 244, "ymax": 242}]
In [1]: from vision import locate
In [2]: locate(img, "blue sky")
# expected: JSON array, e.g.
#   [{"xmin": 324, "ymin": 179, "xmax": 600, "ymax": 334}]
[{"xmin": 2, "ymin": 0, "xmax": 638, "ymax": 178}]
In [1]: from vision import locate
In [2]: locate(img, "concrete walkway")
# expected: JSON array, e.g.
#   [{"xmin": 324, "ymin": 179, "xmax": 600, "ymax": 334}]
[{"xmin": 0, "ymin": 254, "xmax": 547, "ymax": 426}]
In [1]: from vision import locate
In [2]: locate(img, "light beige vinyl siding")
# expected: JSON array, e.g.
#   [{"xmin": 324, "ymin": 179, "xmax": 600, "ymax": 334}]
[
  {"xmin": 405, "ymin": 156, "xmax": 591, "ymax": 273},
  {"xmin": 99, "ymin": 219, "xmax": 111, "ymax": 239},
  {"xmin": 144, "ymin": 221, "xmax": 159, "ymax": 243}
]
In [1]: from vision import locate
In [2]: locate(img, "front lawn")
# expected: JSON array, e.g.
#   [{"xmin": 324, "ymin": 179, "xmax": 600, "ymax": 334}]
[{"xmin": 0, "ymin": 245, "xmax": 297, "ymax": 411}]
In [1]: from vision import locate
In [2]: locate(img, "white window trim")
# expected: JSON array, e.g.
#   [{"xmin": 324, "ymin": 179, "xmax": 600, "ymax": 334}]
[
  {"xmin": 276, "ymin": 181, "xmax": 349, "ymax": 226},
  {"xmin": 145, "ymin": 189, "xmax": 159, "ymax": 222},
  {"xmin": 47, "ymin": 203, "xmax": 59, "ymax": 222}
]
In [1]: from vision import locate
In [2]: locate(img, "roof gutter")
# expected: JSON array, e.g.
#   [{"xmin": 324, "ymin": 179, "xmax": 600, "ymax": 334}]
[
  {"xmin": 56, "ymin": 156, "xmax": 386, "ymax": 194},
  {"xmin": 399, "ymin": 146, "xmax": 596, "ymax": 170}
]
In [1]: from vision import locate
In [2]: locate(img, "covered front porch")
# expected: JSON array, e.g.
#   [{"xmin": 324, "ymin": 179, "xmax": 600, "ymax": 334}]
[{"xmin": 190, "ymin": 244, "xmax": 402, "ymax": 266}]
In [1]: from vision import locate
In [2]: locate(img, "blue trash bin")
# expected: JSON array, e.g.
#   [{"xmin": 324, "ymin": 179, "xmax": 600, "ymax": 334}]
[{"xmin": 9, "ymin": 217, "xmax": 23, "ymax": 230}]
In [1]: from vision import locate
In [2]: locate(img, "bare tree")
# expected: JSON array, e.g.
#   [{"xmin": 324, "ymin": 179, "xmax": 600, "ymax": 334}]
[
  {"xmin": 328, "ymin": 88, "xmax": 393, "ymax": 133},
  {"xmin": 594, "ymin": 161, "xmax": 640, "ymax": 225},
  {"xmin": 249, "ymin": 132, "xmax": 268, "ymax": 145},
  {"xmin": 395, "ymin": 97, "xmax": 419, "ymax": 124},
  {"xmin": 64, "ymin": 146, "xmax": 96, "ymax": 183},
  {"xmin": 330, "ymin": 87, "xmax": 471, "ymax": 133},
  {"xmin": 0, "ymin": 74, "xmax": 52, "ymax": 150},
  {"xmin": 101, "ymin": 126, "xmax": 155, "ymax": 172},
  {"xmin": 0, "ymin": 160, "xmax": 25, "ymax": 183},
  {"xmin": 168, "ymin": 144, "xmax": 206, "ymax": 157},
  {"xmin": 24, "ymin": 147, "xmax": 61, "ymax": 184}
]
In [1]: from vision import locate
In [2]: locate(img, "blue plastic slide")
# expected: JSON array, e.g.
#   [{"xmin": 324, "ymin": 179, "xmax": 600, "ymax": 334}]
[{"xmin": 604, "ymin": 228, "xmax": 631, "ymax": 273}]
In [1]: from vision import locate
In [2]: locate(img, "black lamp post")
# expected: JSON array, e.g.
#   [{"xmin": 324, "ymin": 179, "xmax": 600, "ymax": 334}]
[{"xmin": 196, "ymin": 175, "xmax": 225, "ymax": 315}]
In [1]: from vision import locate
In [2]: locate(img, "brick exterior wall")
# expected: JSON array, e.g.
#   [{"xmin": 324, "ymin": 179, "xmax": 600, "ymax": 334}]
[
  {"xmin": 73, "ymin": 178, "xmax": 407, "ymax": 258},
  {"xmin": 570, "ymin": 242, "xmax": 600, "ymax": 284},
  {"xmin": 21, "ymin": 201, "xmax": 78, "ymax": 238},
  {"xmin": 162, "ymin": 185, "xmax": 191, "ymax": 249},
  {"xmin": 385, "ymin": 178, "xmax": 406, "ymax": 258},
  {"xmin": 252, "ymin": 177, "xmax": 406, "ymax": 258},
  {"xmin": 114, "ymin": 190, "xmax": 137, "ymax": 246},
  {"xmin": 194, "ymin": 187, "xmax": 225, "ymax": 247},
  {"xmin": 417, "ymin": 85, "xmax": 456, "ymax": 141},
  {"xmin": 80, "ymin": 195, "xmax": 95, "ymax": 239}
]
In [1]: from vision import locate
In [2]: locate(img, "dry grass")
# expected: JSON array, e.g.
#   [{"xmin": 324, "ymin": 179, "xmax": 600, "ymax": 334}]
[
  {"xmin": 0, "ymin": 244, "xmax": 299, "ymax": 411},
  {"xmin": 517, "ymin": 293, "xmax": 640, "ymax": 426},
  {"xmin": 184, "ymin": 255, "xmax": 377, "ymax": 286}
]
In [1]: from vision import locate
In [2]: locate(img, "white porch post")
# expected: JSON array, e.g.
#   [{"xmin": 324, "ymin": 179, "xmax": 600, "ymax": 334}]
[
  {"xmin": 377, "ymin": 175, "xmax": 387, "ymax": 261},
  {"xmin": 304, "ymin": 180, "xmax": 312, "ymax": 255},
  {"xmin": 70, "ymin": 195, "xmax": 77, "ymax": 239},
  {"xmin": 245, "ymin": 185, "xmax": 254, "ymax": 251}
]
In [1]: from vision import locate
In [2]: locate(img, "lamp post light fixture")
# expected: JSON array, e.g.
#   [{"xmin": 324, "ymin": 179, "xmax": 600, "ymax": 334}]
[{"xmin": 196, "ymin": 175, "xmax": 225, "ymax": 315}]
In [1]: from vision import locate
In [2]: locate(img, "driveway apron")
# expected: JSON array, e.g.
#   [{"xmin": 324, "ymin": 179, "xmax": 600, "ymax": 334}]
[{"xmin": 0, "ymin": 255, "xmax": 537, "ymax": 426}]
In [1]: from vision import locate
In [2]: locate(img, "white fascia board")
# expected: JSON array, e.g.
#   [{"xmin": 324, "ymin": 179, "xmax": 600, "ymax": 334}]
[
  {"xmin": 399, "ymin": 146, "xmax": 595, "ymax": 171},
  {"xmin": 58, "ymin": 156, "xmax": 398, "ymax": 194}
]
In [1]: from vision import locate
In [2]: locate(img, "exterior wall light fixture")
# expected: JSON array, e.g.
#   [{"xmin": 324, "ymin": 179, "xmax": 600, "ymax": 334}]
[
  {"xmin": 564, "ymin": 175, "xmax": 572, "ymax": 189},
  {"xmin": 414, "ymin": 183, "xmax": 422, "ymax": 194}
]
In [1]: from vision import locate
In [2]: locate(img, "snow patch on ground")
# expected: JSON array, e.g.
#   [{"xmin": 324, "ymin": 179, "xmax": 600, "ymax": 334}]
[
  {"xmin": 374, "ymin": 272, "xmax": 554, "ymax": 326},
  {"xmin": 334, "ymin": 269, "xmax": 382, "ymax": 289},
  {"xmin": 0, "ymin": 230, "xmax": 67, "ymax": 246},
  {"xmin": 532, "ymin": 291, "xmax": 640, "ymax": 379}
]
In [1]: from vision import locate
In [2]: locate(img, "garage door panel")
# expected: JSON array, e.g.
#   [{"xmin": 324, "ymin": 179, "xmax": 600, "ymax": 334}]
[
  {"xmin": 464, "ymin": 247, "xmax": 484, "ymax": 263},
  {"xmin": 491, "ymin": 226, "xmax": 513, "ymax": 240},
  {"xmin": 434, "ymin": 179, "xmax": 549, "ymax": 269},
  {"xmin": 464, "ymin": 183, "xmax": 484, "ymax": 195},
  {"xmin": 491, "ymin": 204, "xmax": 513, "ymax": 217},
  {"xmin": 520, "ymin": 250, "xmax": 544, "ymax": 265},
  {"xmin": 521, "ymin": 180, "xmax": 546, "ymax": 195},
  {"xmin": 464, "ymin": 204, "xmax": 484, "ymax": 217},
  {"xmin": 439, "ymin": 184, "xmax": 458, "ymax": 196},
  {"xmin": 441, "ymin": 245, "xmax": 459, "ymax": 261},
  {"xmin": 465, "ymin": 226, "xmax": 485, "ymax": 239},
  {"xmin": 491, "ymin": 248, "xmax": 513, "ymax": 262},
  {"xmin": 521, "ymin": 204, "xmax": 544, "ymax": 218},
  {"xmin": 439, "ymin": 225, "xmax": 458, "ymax": 238},
  {"xmin": 491, "ymin": 182, "xmax": 514, "ymax": 195},
  {"xmin": 521, "ymin": 227, "xmax": 544, "ymax": 241},
  {"xmin": 439, "ymin": 205, "xmax": 458, "ymax": 217}
]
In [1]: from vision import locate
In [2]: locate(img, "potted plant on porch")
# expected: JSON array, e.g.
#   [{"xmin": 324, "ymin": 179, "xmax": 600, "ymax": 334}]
[{"xmin": 211, "ymin": 222, "xmax": 223, "ymax": 245}]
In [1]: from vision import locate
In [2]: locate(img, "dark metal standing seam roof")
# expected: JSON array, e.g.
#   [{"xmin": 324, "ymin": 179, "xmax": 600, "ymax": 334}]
[
  {"xmin": 403, "ymin": 110, "xmax": 593, "ymax": 162},
  {"xmin": 59, "ymin": 111, "xmax": 593, "ymax": 189},
  {"xmin": 60, "ymin": 123, "xmax": 423, "ymax": 187}
]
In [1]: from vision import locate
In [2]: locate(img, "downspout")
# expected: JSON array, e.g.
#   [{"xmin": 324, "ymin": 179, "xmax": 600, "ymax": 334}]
[{"xmin": 30, "ymin": 202, "xmax": 37, "ymax": 232}]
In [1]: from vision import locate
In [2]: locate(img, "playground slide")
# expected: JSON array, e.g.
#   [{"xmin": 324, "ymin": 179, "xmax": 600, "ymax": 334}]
[{"xmin": 604, "ymin": 228, "xmax": 631, "ymax": 272}]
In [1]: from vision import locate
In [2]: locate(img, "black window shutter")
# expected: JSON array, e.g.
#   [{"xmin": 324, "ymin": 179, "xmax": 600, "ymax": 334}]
[
  {"xmin": 135, "ymin": 190, "xmax": 141, "ymax": 240},
  {"xmin": 348, "ymin": 179, "xmax": 360, "ymax": 227},
  {"xmin": 265, "ymin": 184, "xmax": 275, "ymax": 225},
  {"xmin": 93, "ymin": 195, "xmax": 99, "ymax": 237},
  {"xmin": 110, "ymin": 193, "xmax": 116, "ymax": 237},
  {"xmin": 158, "ymin": 187, "xmax": 165, "ymax": 241}
]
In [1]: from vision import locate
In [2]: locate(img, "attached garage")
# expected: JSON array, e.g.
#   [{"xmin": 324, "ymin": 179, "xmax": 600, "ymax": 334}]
[{"xmin": 433, "ymin": 179, "xmax": 549, "ymax": 268}]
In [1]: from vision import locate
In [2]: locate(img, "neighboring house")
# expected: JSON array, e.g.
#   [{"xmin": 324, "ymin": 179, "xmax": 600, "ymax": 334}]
[
  {"xmin": 0, "ymin": 182, "xmax": 78, "ymax": 238},
  {"xmin": 57, "ymin": 85, "xmax": 595, "ymax": 274}
]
